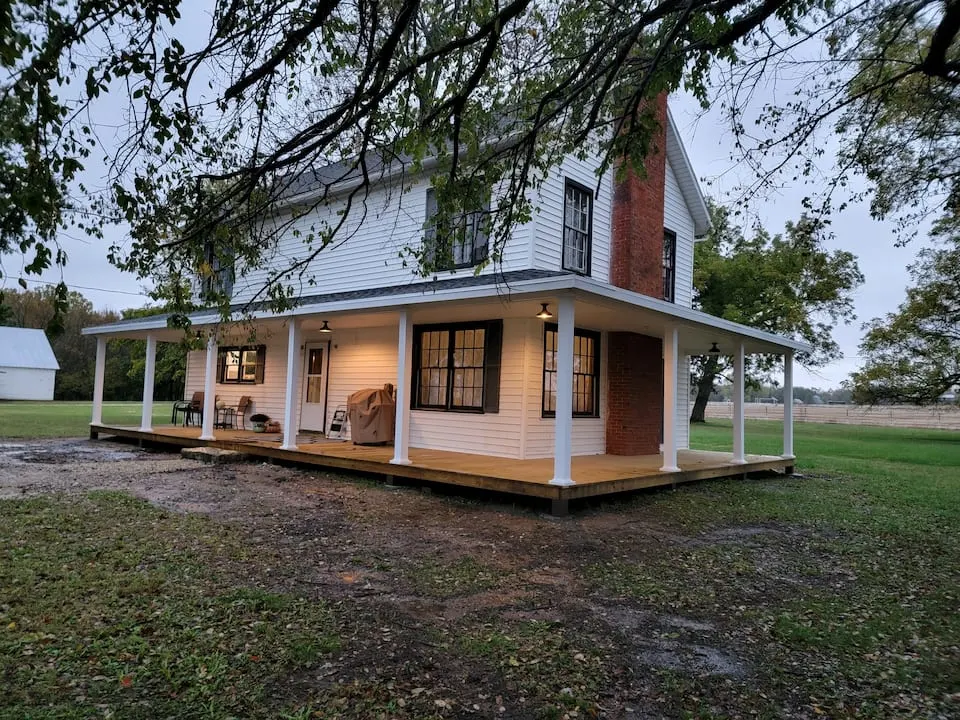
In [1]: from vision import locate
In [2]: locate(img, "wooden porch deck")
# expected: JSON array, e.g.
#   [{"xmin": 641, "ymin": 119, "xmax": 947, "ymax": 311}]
[{"xmin": 91, "ymin": 423, "xmax": 793, "ymax": 508}]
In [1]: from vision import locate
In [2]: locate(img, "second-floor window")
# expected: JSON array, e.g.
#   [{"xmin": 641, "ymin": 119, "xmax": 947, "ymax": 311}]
[
  {"xmin": 201, "ymin": 240, "xmax": 235, "ymax": 301},
  {"xmin": 424, "ymin": 188, "xmax": 489, "ymax": 271},
  {"xmin": 663, "ymin": 229, "xmax": 677, "ymax": 303},
  {"xmin": 563, "ymin": 180, "xmax": 592, "ymax": 275}
]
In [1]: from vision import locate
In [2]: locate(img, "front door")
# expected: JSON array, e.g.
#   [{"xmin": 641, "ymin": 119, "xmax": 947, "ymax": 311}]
[{"xmin": 301, "ymin": 343, "xmax": 329, "ymax": 432}]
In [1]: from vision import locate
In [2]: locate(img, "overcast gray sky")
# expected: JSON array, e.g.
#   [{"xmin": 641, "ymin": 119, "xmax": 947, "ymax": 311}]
[{"xmin": 2, "ymin": 7, "xmax": 928, "ymax": 391}]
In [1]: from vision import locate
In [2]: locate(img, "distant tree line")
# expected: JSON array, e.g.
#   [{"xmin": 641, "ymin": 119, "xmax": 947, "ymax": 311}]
[{"xmin": 0, "ymin": 288, "xmax": 185, "ymax": 401}]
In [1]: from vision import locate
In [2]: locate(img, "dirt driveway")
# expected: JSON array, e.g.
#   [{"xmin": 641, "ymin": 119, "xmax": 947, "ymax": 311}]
[{"xmin": 0, "ymin": 438, "xmax": 883, "ymax": 717}]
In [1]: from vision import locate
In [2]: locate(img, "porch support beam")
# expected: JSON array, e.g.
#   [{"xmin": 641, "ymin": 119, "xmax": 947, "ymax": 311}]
[
  {"xmin": 782, "ymin": 349, "xmax": 795, "ymax": 459},
  {"xmin": 661, "ymin": 326, "xmax": 680, "ymax": 472},
  {"xmin": 199, "ymin": 335, "xmax": 217, "ymax": 441},
  {"xmin": 391, "ymin": 308, "xmax": 413, "ymax": 465},
  {"xmin": 550, "ymin": 295, "xmax": 576, "ymax": 486},
  {"xmin": 281, "ymin": 318, "xmax": 301, "ymax": 450},
  {"xmin": 732, "ymin": 341, "xmax": 746, "ymax": 464},
  {"xmin": 139, "ymin": 334, "xmax": 157, "ymax": 432},
  {"xmin": 91, "ymin": 337, "xmax": 106, "ymax": 427}
]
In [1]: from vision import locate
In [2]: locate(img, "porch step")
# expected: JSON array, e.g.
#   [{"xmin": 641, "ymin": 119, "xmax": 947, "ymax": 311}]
[{"xmin": 181, "ymin": 447, "xmax": 252, "ymax": 465}]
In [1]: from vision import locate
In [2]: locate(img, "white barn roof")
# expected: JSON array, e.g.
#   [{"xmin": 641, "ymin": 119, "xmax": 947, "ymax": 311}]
[{"xmin": 0, "ymin": 327, "xmax": 60, "ymax": 370}]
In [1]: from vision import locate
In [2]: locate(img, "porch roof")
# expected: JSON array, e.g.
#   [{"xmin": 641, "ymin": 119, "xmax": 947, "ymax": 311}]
[{"xmin": 81, "ymin": 270, "xmax": 811, "ymax": 355}]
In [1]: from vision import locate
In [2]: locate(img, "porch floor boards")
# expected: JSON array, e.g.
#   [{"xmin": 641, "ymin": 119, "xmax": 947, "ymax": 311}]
[{"xmin": 90, "ymin": 424, "xmax": 792, "ymax": 502}]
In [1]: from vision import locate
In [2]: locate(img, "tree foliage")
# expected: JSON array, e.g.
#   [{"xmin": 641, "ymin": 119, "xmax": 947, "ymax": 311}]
[
  {"xmin": 0, "ymin": 0, "xmax": 880, "ymax": 325},
  {"xmin": 850, "ymin": 229, "xmax": 960, "ymax": 405},
  {"xmin": 690, "ymin": 202, "xmax": 863, "ymax": 422}
]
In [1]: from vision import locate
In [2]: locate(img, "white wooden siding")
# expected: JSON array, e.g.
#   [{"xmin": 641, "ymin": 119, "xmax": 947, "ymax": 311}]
[
  {"xmin": 664, "ymin": 159, "xmax": 695, "ymax": 308},
  {"xmin": 523, "ymin": 319, "xmax": 607, "ymax": 458},
  {"xmin": 230, "ymin": 175, "xmax": 532, "ymax": 305},
  {"xmin": 0, "ymin": 367, "xmax": 55, "ymax": 401},
  {"xmin": 676, "ymin": 356, "xmax": 690, "ymax": 449},
  {"xmin": 531, "ymin": 153, "xmax": 612, "ymax": 281}
]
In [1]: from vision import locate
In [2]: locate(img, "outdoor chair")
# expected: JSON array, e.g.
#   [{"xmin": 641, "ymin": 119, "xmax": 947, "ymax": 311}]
[
  {"xmin": 216, "ymin": 395, "xmax": 252, "ymax": 430},
  {"xmin": 172, "ymin": 391, "xmax": 204, "ymax": 426}
]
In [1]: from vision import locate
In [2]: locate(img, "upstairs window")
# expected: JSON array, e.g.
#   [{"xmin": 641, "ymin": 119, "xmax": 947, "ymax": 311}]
[
  {"xmin": 412, "ymin": 321, "xmax": 503, "ymax": 413},
  {"xmin": 562, "ymin": 180, "xmax": 592, "ymax": 275},
  {"xmin": 663, "ymin": 229, "xmax": 677, "ymax": 303},
  {"xmin": 201, "ymin": 239, "xmax": 235, "ymax": 301},
  {"xmin": 424, "ymin": 188, "xmax": 489, "ymax": 271},
  {"xmin": 218, "ymin": 345, "xmax": 266, "ymax": 384},
  {"xmin": 542, "ymin": 325, "xmax": 600, "ymax": 417}
]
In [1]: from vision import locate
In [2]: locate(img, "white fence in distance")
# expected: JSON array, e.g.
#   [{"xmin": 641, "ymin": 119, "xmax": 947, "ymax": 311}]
[{"xmin": 705, "ymin": 402, "xmax": 960, "ymax": 430}]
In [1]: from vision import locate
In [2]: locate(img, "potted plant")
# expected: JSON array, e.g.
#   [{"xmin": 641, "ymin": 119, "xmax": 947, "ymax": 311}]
[{"xmin": 249, "ymin": 413, "xmax": 270, "ymax": 433}]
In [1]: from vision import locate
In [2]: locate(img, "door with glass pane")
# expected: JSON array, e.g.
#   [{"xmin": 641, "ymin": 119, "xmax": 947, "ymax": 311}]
[{"xmin": 300, "ymin": 343, "xmax": 329, "ymax": 432}]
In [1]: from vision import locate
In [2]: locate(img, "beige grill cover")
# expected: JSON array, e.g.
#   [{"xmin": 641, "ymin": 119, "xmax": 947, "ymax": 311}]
[{"xmin": 347, "ymin": 386, "xmax": 396, "ymax": 445}]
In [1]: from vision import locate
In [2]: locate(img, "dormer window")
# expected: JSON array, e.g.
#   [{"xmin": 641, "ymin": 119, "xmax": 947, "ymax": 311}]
[
  {"xmin": 562, "ymin": 180, "xmax": 592, "ymax": 275},
  {"xmin": 663, "ymin": 229, "xmax": 677, "ymax": 303},
  {"xmin": 424, "ymin": 188, "xmax": 489, "ymax": 271}
]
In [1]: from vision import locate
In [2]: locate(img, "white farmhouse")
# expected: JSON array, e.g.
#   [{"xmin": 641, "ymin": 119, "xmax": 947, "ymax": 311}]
[
  {"xmin": 0, "ymin": 327, "xmax": 60, "ymax": 401},
  {"xmin": 82, "ymin": 97, "xmax": 808, "ymax": 513}
]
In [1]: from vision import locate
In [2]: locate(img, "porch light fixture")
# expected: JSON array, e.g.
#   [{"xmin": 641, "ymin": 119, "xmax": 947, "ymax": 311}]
[
  {"xmin": 707, "ymin": 342, "xmax": 721, "ymax": 356},
  {"xmin": 535, "ymin": 303, "xmax": 553, "ymax": 320},
  {"xmin": 319, "ymin": 320, "xmax": 333, "ymax": 333}
]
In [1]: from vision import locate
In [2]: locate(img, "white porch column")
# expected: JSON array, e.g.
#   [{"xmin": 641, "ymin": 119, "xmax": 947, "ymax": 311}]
[
  {"xmin": 732, "ymin": 341, "xmax": 746, "ymax": 464},
  {"xmin": 199, "ymin": 334, "xmax": 217, "ymax": 441},
  {"xmin": 139, "ymin": 334, "xmax": 157, "ymax": 432},
  {"xmin": 782, "ymin": 349, "xmax": 795, "ymax": 459},
  {"xmin": 91, "ymin": 337, "xmax": 106, "ymax": 426},
  {"xmin": 281, "ymin": 318, "xmax": 301, "ymax": 450},
  {"xmin": 661, "ymin": 326, "xmax": 680, "ymax": 472},
  {"xmin": 391, "ymin": 308, "xmax": 413, "ymax": 465},
  {"xmin": 550, "ymin": 295, "xmax": 575, "ymax": 486}
]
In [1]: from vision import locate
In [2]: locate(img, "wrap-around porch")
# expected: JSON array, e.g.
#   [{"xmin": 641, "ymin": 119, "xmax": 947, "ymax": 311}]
[
  {"xmin": 88, "ymin": 423, "xmax": 792, "ymax": 510},
  {"xmin": 82, "ymin": 274, "xmax": 806, "ymax": 511}
]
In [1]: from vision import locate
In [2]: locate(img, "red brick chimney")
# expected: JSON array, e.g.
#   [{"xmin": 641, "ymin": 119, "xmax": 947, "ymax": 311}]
[{"xmin": 605, "ymin": 93, "xmax": 668, "ymax": 456}]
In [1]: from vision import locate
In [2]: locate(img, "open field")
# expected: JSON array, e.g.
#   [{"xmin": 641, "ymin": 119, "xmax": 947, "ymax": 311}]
[
  {"xmin": 0, "ymin": 401, "xmax": 173, "ymax": 438},
  {"xmin": 707, "ymin": 400, "xmax": 960, "ymax": 430},
  {"xmin": 0, "ymin": 420, "xmax": 957, "ymax": 718}
]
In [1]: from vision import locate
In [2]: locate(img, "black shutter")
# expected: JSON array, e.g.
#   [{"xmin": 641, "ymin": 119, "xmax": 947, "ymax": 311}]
[
  {"xmin": 255, "ymin": 345, "xmax": 266, "ymax": 384},
  {"xmin": 216, "ymin": 349, "xmax": 226, "ymax": 383},
  {"xmin": 482, "ymin": 320, "xmax": 503, "ymax": 414}
]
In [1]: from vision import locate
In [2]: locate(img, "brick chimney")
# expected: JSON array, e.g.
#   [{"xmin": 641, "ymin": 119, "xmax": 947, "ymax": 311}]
[{"xmin": 605, "ymin": 93, "xmax": 668, "ymax": 456}]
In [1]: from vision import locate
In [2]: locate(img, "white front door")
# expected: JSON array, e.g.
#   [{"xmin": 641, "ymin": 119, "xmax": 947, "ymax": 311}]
[{"xmin": 300, "ymin": 342, "xmax": 329, "ymax": 432}]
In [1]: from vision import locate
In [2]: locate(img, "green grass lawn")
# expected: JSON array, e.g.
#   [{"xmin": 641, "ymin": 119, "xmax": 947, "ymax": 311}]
[{"xmin": 0, "ymin": 401, "xmax": 174, "ymax": 438}]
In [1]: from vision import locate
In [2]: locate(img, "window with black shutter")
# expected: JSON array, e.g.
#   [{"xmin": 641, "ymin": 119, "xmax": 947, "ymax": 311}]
[
  {"xmin": 218, "ymin": 345, "xmax": 266, "ymax": 384},
  {"xmin": 412, "ymin": 320, "xmax": 502, "ymax": 412},
  {"xmin": 423, "ymin": 188, "xmax": 490, "ymax": 271}
]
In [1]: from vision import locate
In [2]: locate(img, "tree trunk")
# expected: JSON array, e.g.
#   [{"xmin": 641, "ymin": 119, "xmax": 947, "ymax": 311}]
[{"xmin": 690, "ymin": 355, "xmax": 720, "ymax": 423}]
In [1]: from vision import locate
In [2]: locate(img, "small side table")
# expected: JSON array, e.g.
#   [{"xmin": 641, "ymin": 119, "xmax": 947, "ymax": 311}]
[{"xmin": 215, "ymin": 407, "xmax": 236, "ymax": 429}]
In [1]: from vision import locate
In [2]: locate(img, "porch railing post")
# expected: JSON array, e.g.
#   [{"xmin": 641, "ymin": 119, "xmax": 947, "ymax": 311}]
[
  {"xmin": 281, "ymin": 318, "xmax": 301, "ymax": 450},
  {"xmin": 91, "ymin": 337, "xmax": 106, "ymax": 427},
  {"xmin": 139, "ymin": 334, "xmax": 157, "ymax": 432},
  {"xmin": 782, "ymin": 349, "xmax": 795, "ymax": 459},
  {"xmin": 550, "ymin": 295, "xmax": 575, "ymax": 486},
  {"xmin": 391, "ymin": 308, "xmax": 412, "ymax": 465},
  {"xmin": 199, "ymin": 334, "xmax": 217, "ymax": 441},
  {"xmin": 661, "ymin": 326, "xmax": 680, "ymax": 472},
  {"xmin": 732, "ymin": 341, "xmax": 746, "ymax": 464}
]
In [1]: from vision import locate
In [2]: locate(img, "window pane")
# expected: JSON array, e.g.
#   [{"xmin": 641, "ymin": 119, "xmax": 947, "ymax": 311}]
[
  {"xmin": 308, "ymin": 348, "xmax": 324, "ymax": 375},
  {"xmin": 306, "ymin": 376, "xmax": 324, "ymax": 403}
]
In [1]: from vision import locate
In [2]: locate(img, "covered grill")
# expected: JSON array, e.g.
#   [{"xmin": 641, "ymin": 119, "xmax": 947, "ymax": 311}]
[{"xmin": 347, "ymin": 385, "xmax": 396, "ymax": 445}]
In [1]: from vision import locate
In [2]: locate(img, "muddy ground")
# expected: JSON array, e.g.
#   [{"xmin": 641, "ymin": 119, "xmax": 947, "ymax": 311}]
[{"xmin": 0, "ymin": 438, "xmax": 860, "ymax": 718}]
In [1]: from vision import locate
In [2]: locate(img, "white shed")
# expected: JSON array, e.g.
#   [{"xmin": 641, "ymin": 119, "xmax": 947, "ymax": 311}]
[{"xmin": 0, "ymin": 327, "xmax": 60, "ymax": 401}]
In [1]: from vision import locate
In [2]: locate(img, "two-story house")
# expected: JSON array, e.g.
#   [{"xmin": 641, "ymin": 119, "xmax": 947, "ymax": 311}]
[{"xmin": 83, "ymin": 98, "xmax": 807, "ymax": 512}]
